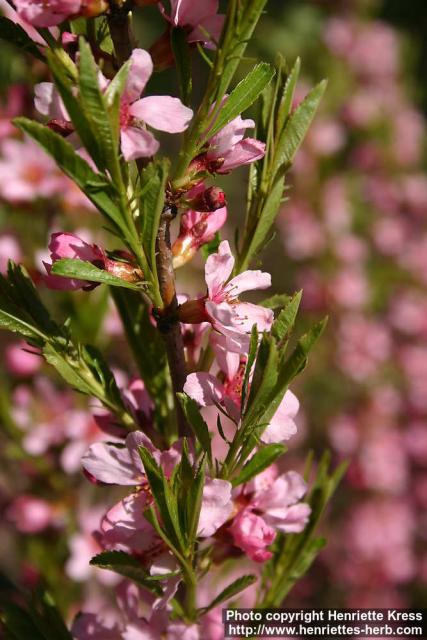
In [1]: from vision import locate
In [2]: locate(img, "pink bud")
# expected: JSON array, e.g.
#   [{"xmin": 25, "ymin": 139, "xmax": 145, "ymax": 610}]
[{"xmin": 229, "ymin": 509, "xmax": 276, "ymax": 563}]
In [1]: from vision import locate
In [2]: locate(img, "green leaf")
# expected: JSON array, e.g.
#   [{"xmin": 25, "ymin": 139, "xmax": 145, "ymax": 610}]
[
  {"xmin": 272, "ymin": 290, "xmax": 302, "ymax": 343},
  {"xmin": 29, "ymin": 589, "xmax": 73, "ymax": 640},
  {"xmin": 244, "ymin": 334, "xmax": 278, "ymax": 426},
  {"xmin": 90, "ymin": 551, "xmax": 163, "ymax": 594},
  {"xmin": 206, "ymin": 63, "xmax": 275, "ymax": 140},
  {"xmin": 51, "ymin": 259, "xmax": 142, "ymax": 290},
  {"xmin": 276, "ymin": 57, "xmax": 301, "ymax": 133},
  {"xmin": 138, "ymin": 447, "xmax": 184, "ymax": 550},
  {"xmin": 13, "ymin": 118, "xmax": 124, "ymax": 231},
  {"xmin": 201, "ymin": 575, "xmax": 258, "ymax": 613},
  {"xmin": 171, "ymin": 28, "xmax": 192, "ymax": 106},
  {"xmin": 260, "ymin": 293, "xmax": 292, "ymax": 309},
  {"xmin": 78, "ymin": 38, "xmax": 119, "ymax": 178},
  {"xmin": 42, "ymin": 344, "xmax": 93, "ymax": 395},
  {"xmin": 232, "ymin": 444, "xmax": 287, "ymax": 486},
  {"xmin": 104, "ymin": 59, "xmax": 131, "ymax": 143},
  {"xmin": 273, "ymin": 79, "xmax": 327, "ymax": 172},
  {"xmin": 139, "ymin": 159, "xmax": 170, "ymax": 280},
  {"xmin": 1, "ymin": 603, "xmax": 46, "ymax": 640},
  {"xmin": 0, "ymin": 17, "xmax": 45, "ymax": 61},
  {"xmin": 177, "ymin": 393, "xmax": 212, "ymax": 467},
  {"xmin": 46, "ymin": 50, "xmax": 106, "ymax": 172}
]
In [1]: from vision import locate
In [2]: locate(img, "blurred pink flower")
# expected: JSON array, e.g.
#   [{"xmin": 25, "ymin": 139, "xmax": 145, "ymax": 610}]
[
  {"xmin": 0, "ymin": 137, "xmax": 66, "ymax": 202},
  {"xmin": 160, "ymin": 0, "xmax": 225, "ymax": 48},
  {"xmin": 7, "ymin": 495, "xmax": 58, "ymax": 533},
  {"xmin": 0, "ymin": 234, "xmax": 22, "ymax": 273},
  {"xmin": 14, "ymin": 0, "xmax": 80, "ymax": 27},
  {"xmin": 4, "ymin": 341, "xmax": 42, "ymax": 377}
]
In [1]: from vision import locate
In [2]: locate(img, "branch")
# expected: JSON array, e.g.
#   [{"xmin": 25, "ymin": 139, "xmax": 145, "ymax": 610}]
[
  {"xmin": 107, "ymin": 2, "xmax": 134, "ymax": 66},
  {"xmin": 155, "ymin": 207, "xmax": 191, "ymax": 438}
]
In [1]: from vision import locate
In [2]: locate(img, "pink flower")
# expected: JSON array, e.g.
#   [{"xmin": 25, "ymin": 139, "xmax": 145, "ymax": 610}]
[
  {"xmin": 7, "ymin": 496, "xmax": 58, "ymax": 533},
  {"xmin": 184, "ymin": 371, "xmax": 299, "ymax": 445},
  {"xmin": 172, "ymin": 206, "xmax": 227, "ymax": 268},
  {"xmin": 35, "ymin": 49, "xmax": 193, "ymax": 161},
  {"xmin": 203, "ymin": 111, "xmax": 265, "ymax": 173},
  {"xmin": 117, "ymin": 48, "xmax": 193, "ymax": 160},
  {"xmin": 43, "ymin": 232, "xmax": 106, "ymax": 290},
  {"xmin": 197, "ymin": 478, "xmax": 233, "ymax": 537},
  {"xmin": 179, "ymin": 240, "xmax": 273, "ymax": 349},
  {"xmin": 81, "ymin": 431, "xmax": 181, "ymax": 486},
  {"xmin": 0, "ymin": 137, "xmax": 66, "ymax": 202},
  {"xmin": 230, "ymin": 467, "xmax": 310, "ymax": 562},
  {"xmin": 14, "ymin": 0, "xmax": 81, "ymax": 27},
  {"xmin": 4, "ymin": 341, "xmax": 42, "ymax": 377},
  {"xmin": 229, "ymin": 510, "xmax": 276, "ymax": 562},
  {"xmin": 0, "ymin": 233, "xmax": 22, "ymax": 273},
  {"xmin": 160, "ymin": 0, "xmax": 225, "ymax": 48}
]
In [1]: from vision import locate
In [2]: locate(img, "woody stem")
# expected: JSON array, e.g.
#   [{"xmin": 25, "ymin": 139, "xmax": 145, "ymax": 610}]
[{"xmin": 156, "ymin": 207, "xmax": 191, "ymax": 439}]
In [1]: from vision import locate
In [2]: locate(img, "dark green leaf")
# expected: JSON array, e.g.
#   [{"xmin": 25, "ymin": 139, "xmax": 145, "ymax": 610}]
[
  {"xmin": 201, "ymin": 575, "xmax": 258, "ymax": 613},
  {"xmin": 51, "ymin": 259, "xmax": 142, "ymax": 290},
  {"xmin": 232, "ymin": 444, "xmax": 287, "ymax": 487},
  {"xmin": 177, "ymin": 393, "xmax": 212, "ymax": 466},
  {"xmin": 171, "ymin": 28, "xmax": 192, "ymax": 105},
  {"xmin": 260, "ymin": 293, "xmax": 292, "ymax": 309},
  {"xmin": 90, "ymin": 551, "xmax": 163, "ymax": 594},
  {"xmin": 139, "ymin": 159, "xmax": 170, "ymax": 279},
  {"xmin": 276, "ymin": 57, "xmax": 301, "ymax": 133},
  {"xmin": 206, "ymin": 63, "xmax": 275, "ymax": 140},
  {"xmin": 0, "ymin": 17, "xmax": 45, "ymax": 61}
]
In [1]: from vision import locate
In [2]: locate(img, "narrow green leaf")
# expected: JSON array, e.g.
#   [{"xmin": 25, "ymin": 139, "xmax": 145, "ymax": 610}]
[
  {"xmin": 276, "ymin": 57, "xmax": 301, "ymax": 133},
  {"xmin": 232, "ymin": 444, "xmax": 287, "ymax": 487},
  {"xmin": 177, "ymin": 393, "xmax": 212, "ymax": 466},
  {"xmin": 90, "ymin": 551, "xmax": 163, "ymax": 594},
  {"xmin": 206, "ymin": 63, "xmax": 275, "ymax": 140},
  {"xmin": 51, "ymin": 259, "xmax": 142, "ymax": 290},
  {"xmin": 139, "ymin": 159, "xmax": 170, "ymax": 279},
  {"xmin": 42, "ymin": 344, "xmax": 93, "ymax": 395},
  {"xmin": 272, "ymin": 290, "xmax": 302, "ymax": 343},
  {"xmin": 1, "ymin": 603, "xmax": 45, "ymax": 640},
  {"xmin": 171, "ymin": 28, "xmax": 192, "ymax": 105},
  {"xmin": 78, "ymin": 38, "xmax": 119, "ymax": 178},
  {"xmin": 201, "ymin": 575, "xmax": 258, "ymax": 613},
  {"xmin": 46, "ymin": 50, "xmax": 106, "ymax": 172},
  {"xmin": 0, "ymin": 17, "xmax": 45, "ymax": 61},
  {"xmin": 273, "ymin": 79, "xmax": 327, "ymax": 172},
  {"xmin": 260, "ymin": 293, "xmax": 292, "ymax": 309},
  {"xmin": 104, "ymin": 59, "xmax": 131, "ymax": 144}
]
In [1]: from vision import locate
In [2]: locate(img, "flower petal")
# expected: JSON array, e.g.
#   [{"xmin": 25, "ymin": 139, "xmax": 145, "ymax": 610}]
[
  {"xmin": 124, "ymin": 49, "xmax": 153, "ymax": 103},
  {"xmin": 130, "ymin": 96, "xmax": 193, "ymax": 133},
  {"xmin": 120, "ymin": 126, "xmax": 159, "ymax": 161},
  {"xmin": 226, "ymin": 269, "xmax": 271, "ymax": 297},
  {"xmin": 261, "ymin": 390, "xmax": 299, "ymax": 444},
  {"xmin": 81, "ymin": 442, "xmax": 140, "ymax": 485},
  {"xmin": 205, "ymin": 240, "xmax": 235, "ymax": 300},
  {"xmin": 219, "ymin": 138, "xmax": 266, "ymax": 173},
  {"xmin": 183, "ymin": 372, "xmax": 224, "ymax": 407},
  {"xmin": 197, "ymin": 478, "xmax": 233, "ymax": 537}
]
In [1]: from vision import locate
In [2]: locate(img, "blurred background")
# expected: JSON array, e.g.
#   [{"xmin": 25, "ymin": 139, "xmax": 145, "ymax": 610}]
[{"xmin": 0, "ymin": 0, "xmax": 426, "ymax": 616}]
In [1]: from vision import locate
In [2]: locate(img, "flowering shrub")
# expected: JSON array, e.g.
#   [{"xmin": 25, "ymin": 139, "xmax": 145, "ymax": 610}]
[{"xmin": 0, "ymin": 0, "xmax": 344, "ymax": 636}]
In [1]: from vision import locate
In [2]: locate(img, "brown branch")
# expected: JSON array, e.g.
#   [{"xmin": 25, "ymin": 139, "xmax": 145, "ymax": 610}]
[
  {"xmin": 156, "ymin": 207, "xmax": 191, "ymax": 438},
  {"xmin": 107, "ymin": 3, "xmax": 134, "ymax": 66}
]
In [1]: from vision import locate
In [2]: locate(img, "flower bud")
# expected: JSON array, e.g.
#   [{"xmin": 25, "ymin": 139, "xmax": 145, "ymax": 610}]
[
  {"xmin": 105, "ymin": 259, "xmax": 144, "ymax": 284},
  {"xmin": 80, "ymin": 0, "xmax": 108, "ymax": 18},
  {"xmin": 178, "ymin": 298, "xmax": 209, "ymax": 324},
  {"xmin": 172, "ymin": 207, "xmax": 227, "ymax": 268},
  {"xmin": 47, "ymin": 119, "xmax": 74, "ymax": 138},
  {"xmin": 186, "ymin": 186, "xmax": 226, "ymax": 212}
]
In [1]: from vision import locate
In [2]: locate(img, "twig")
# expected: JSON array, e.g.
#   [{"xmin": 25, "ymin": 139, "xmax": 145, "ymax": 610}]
[{"xmin": 156, "ymin": 207, "xmax": 191, "ymax": 438}]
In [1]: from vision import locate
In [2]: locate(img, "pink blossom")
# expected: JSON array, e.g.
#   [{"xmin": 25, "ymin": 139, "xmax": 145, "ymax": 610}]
[
  {"xmin": 184, "ymin": 370, "xmax": 299, "ymax": 445},
  {"xmin": 197, "ymin": 477, "xmax": 233, "ymax": 537},
  {"xmin": 81, "ymin": 431, "xmax": 181, "ymax": 486},
  {"xmin": 204, "ymin": 111, "xmax": 265, "ymax": 173},
  {"xmin": 4, "ymin": 341, "xmax": 42, "ymax": 377},
  {"xmin": 7, "ymin": 495, "xmax": 58, "ymax": 533},
  {"xmin": 160, "ymin": 0, "xmax": 225, "ymax": 48},
  {"xmin": 0, "ymin": 137, "xmax": 66, "ymax": 202},
  {"xmin": 179, "ymin": 240, "xmax": 273, "ymax": 348},
  {"xmin": 172, "ymin": 206, "xmax": 227, "ymax": 268},
  {"xmin": 0, "ymin": 233, "xmax": 22, "ymax": 273},
  {"xmin": 117, "ymin": 49, "xmax": 193, "ymax": 160},
  {"xmin": 14, "ymin": 0, "xmax": 80, "ymax": 27},
  {"xmin": 35, "ymin": 49, "xmax": 193, "ymax": 161},
  {"xmin": 229, "ymin": 510, "xmax": 276, "ymax": 562},
  {"xmin": 43, "ymin": 232, "xmax": 106, "ymax": 290}
]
